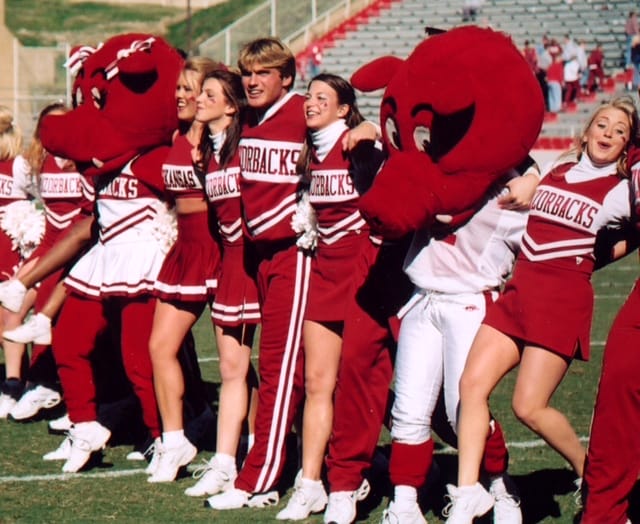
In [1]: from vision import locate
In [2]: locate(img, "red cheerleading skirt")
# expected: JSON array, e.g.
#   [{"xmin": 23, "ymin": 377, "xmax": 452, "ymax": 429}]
[
  {"xmin": 211, "ymin": 241, "xmax": 260, "ymax": 327},
  {"xmin": 154, "ymin": 211, "xmax": 220, "ymax": 303}
]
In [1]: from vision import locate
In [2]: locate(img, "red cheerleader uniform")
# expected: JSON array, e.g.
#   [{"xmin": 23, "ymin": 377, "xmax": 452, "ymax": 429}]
[{"xmin": 154, "ymin": 134, "xmax": 220, "ymax": 303}]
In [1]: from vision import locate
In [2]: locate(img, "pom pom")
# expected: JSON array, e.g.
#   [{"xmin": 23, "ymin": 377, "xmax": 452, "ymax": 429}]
[
  {"xmin": 150, "ymin": 200, "xmax": 177, "ymax": 255},
  {"xmin": 291, "ymin": 191, "xmax": 318, "ymax": 251},
  {"xmin": 0, "ymin": 200, "xmax": 45, "ymax": 259}
]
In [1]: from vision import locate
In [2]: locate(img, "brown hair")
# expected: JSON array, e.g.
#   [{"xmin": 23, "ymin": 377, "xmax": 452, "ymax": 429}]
[{"xmin": 24, "ymin": 102, "xmax": 67, "ymax": 176}]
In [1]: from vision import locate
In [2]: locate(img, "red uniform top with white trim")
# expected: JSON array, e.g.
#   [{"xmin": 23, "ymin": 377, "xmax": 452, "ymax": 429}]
[
  {"xmin": 161, "ymin": 134, "xmax": 203, "ymax": 199},
  {"xmin": 205, "ymin": 150, "xmax": 242, "ymax": 246},
  {"xmin": 0, "ymin": 156, "xmax": 31, "ymax": 210},
  {"xmin": 239, "ymin": 92, "xmax": 305, "ymax": 242}
]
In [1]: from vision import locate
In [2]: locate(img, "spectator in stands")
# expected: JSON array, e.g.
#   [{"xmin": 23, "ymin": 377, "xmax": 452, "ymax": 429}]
[
  {"xmin": 546, "ymin": 53, "xmax": 564, "ymax": 113},
  {"xmin": 307, "ymin": 43, "xmax": 324, "ymax": 79},
  {"xmin": 537, "ymin": 39, "xmax": 552, "ymax": 111},
  {"xmin": 624, "ymin": 10, "xmax": 639, "ymax": 69},
  {"xmin": 462, "ymin": 0, "xmax": 483, "ymax": 23},
  {"xmin": 522, "ymin": 40, "xmax": 538, "ymax": 75},
  {"xmin": 563, "ymin": 53, "xmax": 581, "ymax": 107},
  {"xmin": 576, "ymin": 39, "xmax": 588, "ymax": 94},
  {"xmin": 631, "ymin": 34, "xmax": 640, "ymax": 90},
  {"xmin": 561, "ymin": 34, "xmax": 578, "ymax": 63},
  {"xmin": 586, "ymin": 41, "xmax": 606, "ymax": 93}
]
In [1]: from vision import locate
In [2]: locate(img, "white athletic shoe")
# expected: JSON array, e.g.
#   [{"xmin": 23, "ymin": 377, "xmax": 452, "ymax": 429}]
[
  {"xmin": 43, "ymin": 436, "xmax": 72, "ymax": 461},
  {"xmin": 144, "ymin": 437, "xmax": 162, "ymax": 475},
  {"xmin": 381, "ymin": 500, "xmax": 427, "ymax": 524},
  {"xmin": 184, "ymin": 456, "xmax": 237, "ymax": 497},
  {"xmin": 62, "ymin": 421, "xmax": 111, "ymax": 473},
  {"xmin": 0, "ymin": 393, "xmax": 17, "ymax": 419},
  {"xmin": 0, "ymin": 279, "xmax": 27, "ymax": 313},
  {"xmin": 147, "ymin": 438, "xmax": 197, "ymax": 483},
  {"xmin": 443, "ymin": 483, "xmax": 494, "ymax": 524},
  {"xmin": 10, "ymin": 385, "xmax": 61, "ymax": 420},
  {"xmin": 205, "ymin": 488, "xmax": 279, "ymax": 510},
  {"xmin": 323, "ymin": 478, "xmax": 371, "ymax": 524},
  {"xmin": 4, "ymin": 313, "xmax": 52, "ymax": 345},
  {"xmin": 489, "ymin": 474, "xmax": 522, "ymax": 524},
  {"xmin": 48, "ymin": 413, "xmax": 72, "ymax": 433},
  {"xmin": 573, "ymin": 477, "xmax": 583, "ymax": 509},
  {"xmin": 276, "ymin": 471, "xmax": 328, "ymax": 520}
]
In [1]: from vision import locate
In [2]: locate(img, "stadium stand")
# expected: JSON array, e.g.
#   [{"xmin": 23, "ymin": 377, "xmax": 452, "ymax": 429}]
[{"xmin": 294, "ymin": 0, "xmax": 635, "ymax": 145}]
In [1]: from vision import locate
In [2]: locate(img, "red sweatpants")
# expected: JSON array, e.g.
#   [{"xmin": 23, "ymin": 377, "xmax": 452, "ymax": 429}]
[
  {"xmin": 235, "ymin": 243, "xmax": 311, "ymax": 494},
  {"xmin": 582, "ymin": 279, "xmax": 640, "ymax": 524},
  {"xmin": 326, "ymin": 241, "xmax": 412, "ymax": 492},
  {"xmin": 52, "ymin": 293, "xmax": 160, "ymax": 438}
]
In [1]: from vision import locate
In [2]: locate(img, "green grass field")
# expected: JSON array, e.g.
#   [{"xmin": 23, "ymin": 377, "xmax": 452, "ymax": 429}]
[{"xmin": 0, "ymin": 253, "xmax": 638, "ymax": 523}]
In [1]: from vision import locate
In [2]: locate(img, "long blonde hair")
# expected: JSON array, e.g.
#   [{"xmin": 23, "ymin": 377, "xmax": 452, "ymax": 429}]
[
  {"xmin": 0, "ymin": 106, "xmax": 23, "ymax": 161},
  {"xmin": 567, "ymin": 95, "xmax": 640, "ymax": 178}
]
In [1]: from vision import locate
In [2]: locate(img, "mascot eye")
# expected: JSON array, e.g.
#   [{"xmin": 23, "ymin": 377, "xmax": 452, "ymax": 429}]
[
  {"xmin": 91, "ymin": 87, "xmax": 106, "ymax": 109},
  {"xmin": 74, "ymin": 87, "xmax": 84, "ymax": 108},
  {"xmin": 385, "ymin": 117, "xmax": 402, "ymax": 150},
  {"xmin": 413, "ymin": 126, "xmax": 431, "ymax": 153}
]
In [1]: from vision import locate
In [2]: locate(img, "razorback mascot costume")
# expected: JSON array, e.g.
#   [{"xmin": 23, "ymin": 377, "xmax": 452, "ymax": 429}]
[
  {"xmin": 323, "ymin": 26, "xmax": 544, "ymax": 521},
  {"xmin": 38, "ymin": 34, "xmax": 186, "ymax": 472}
]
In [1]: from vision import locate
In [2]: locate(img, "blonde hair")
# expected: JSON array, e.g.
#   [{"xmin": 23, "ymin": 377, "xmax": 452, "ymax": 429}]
[
  {"xmin": 564, "ymin": 95, "xmax": 640, "ymax": 178},
  {"xmin": 182, "ymin": 56, "xmax": 225, "ymax": 93},
  {"xmin": 238, "ymin": 37, "xmax": 296, "ymax": 87},
  {"xmin": 0, "ymin": 106, "xmax": 23, "ymax": 161}
]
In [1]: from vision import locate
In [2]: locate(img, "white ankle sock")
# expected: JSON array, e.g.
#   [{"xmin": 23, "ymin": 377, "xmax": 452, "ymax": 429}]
[
  {"xmin": 395, "ymin": 485, "xmax": 417, "ymax": 508},
  {"xmin": 214, "ymin": 452, "xmax": 236, "ymax": 471},
  {"xmin": 162, "ymin": 429, "xmax": 185, "ymax": 448}
]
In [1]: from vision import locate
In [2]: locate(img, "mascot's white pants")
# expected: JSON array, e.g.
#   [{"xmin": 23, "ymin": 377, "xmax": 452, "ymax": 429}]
[{"xmin": 391, "ymin": 288, "xmax": 496, "ymax": 444}]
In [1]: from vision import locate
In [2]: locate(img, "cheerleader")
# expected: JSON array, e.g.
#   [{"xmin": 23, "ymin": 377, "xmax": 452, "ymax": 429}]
[
  {"xmin": 145, "ymin": 57, "xmax": 225, "ymax": 483},
  {"xmin": 0, "ymin": 105, "xmax": 40, "ymax": 418},
  {"xmin": 184, "ymin": 68, "xmax": 260, "ymax": 497},
  {"xmin": 445, "ymin": 96, "xmax": 639, "ymax": 523},
  {"xmin": 276, "ymin": 73, "xmax": 384, "ymax": 520},
  {"xmin": 4, "ymin": 103, "xmax": 95, "ymax": 421}
]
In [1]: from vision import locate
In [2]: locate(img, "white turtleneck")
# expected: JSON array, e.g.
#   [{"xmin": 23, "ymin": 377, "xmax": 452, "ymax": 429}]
[
  {"xmin": 311, "ymin": 119, "xmax": 348, "ymax": 162},
  {"xmin": 209, "ymin": 130, "xmax": 226, "ymax": 163},
  {"xmin": 566, "ymin": 151, "xmax": 619, "ymax": 182}
]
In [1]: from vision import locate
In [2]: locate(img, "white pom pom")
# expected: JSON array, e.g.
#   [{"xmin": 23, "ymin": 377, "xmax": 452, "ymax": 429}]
[
  {"xmin": 150, "ymin": 201, "xmax": 178, "ymax": 255},
  {"xmin": 291, "ymin": 191, "xmax": 318, "ymax": 251},
  {"xmin": 0, "ymin": 200, "xmax": 45, "ymax": 259}
]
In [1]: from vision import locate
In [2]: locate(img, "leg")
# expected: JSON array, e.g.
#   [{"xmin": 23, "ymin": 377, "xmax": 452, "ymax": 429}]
[
  {"xmin": 582, "ymin": 284, "xmax": 640, "ymax": 524},
  {"xmin": 457, "ymin": 325, "xmax": 520, "ymax": 487},
  {"xmin": 120, "ymin": 297, "xmax": 161, "ymax": 438},
  {"xmin": 148, "ymin": 299, "xmax": 200, "ymax": 432},
  {"xmin": 215, "ymin": 323, "xmax": 256, "ymax": 457},
  {"xmin": 301, "ymin": 320, "xmax": 342, "ymax": 480},
  {"xmin": 53, "ymin": 294, "xmax": 107, "ymax": 422},
  {"xmin": 511, "ymin": 345, "xmax": 585, "ymax": 476}
]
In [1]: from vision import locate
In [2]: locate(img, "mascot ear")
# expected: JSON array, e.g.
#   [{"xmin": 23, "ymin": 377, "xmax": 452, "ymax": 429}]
[
  {"xmin": 351, "ymin": 56, "xmax": 404, "ymax": 92},
  {"xmin": 119, "ymin": 51, "xmax": 156, "ymax": 75}
]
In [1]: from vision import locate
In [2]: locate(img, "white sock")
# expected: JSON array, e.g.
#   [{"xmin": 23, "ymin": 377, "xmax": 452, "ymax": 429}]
[
  {"xmin": 214, "ymin": 452, "xmax": 236, "ymax": 472},
  {"xmin": 301, "ymin": 477, "xmax": 323, "ymax": 489},
  {"xmin": 394, "ymin": 485, "xmax": 417, "ymax": 508},
  {"xmin": 162, "ymin": 429, "xmax": 185, "ymax": 448},
  {"xmin": 35, "ymin": 312, "xmax": 52, "ymax": 324},
  {"xmin": 246, "ymin": 433, "xmax": 255, "ymax": 453}
]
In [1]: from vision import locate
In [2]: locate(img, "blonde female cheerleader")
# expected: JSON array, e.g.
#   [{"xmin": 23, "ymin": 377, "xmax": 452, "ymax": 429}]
[{"xmin": 446, "ymin": 97, "xmax": 639, "ymax": 523}]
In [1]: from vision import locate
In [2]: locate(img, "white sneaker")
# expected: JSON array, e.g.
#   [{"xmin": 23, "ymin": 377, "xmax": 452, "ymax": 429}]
[
  {"xmin": 205, "ymin": 487, "xmax": 251, "ymax": 510},
  {"xmin": 62, "ymin": 421, "xmax": 111, "ymax": 473},
  {"xmin": 443, "ymin": 483, "xmax": 494, "ymax": 524},
  {"xmin": 184, "ymin": 456, "xmax": 237, "ymax": 497},
  {"xmin": 0, "ymin": 393, "xmax": 17, "ymax": 419},
  {"xmin": 43, "ymin": 436, "xmax": 72, "ymax": 461},
  {"xmin": 381, "ymin": 500, "xmax": 426, "ymax": 524},
  {"xmin": 147, "ymin": 438, "xmax": 197, "ymax": 483},
  {"xmin": 573, "ymin": 477, "xmax": 583, "ymax": 509},
  {"xmin": 144, "ymin": 437, "xmax": 162, "ymax": 475},
  {"xmin": 49, "ymin": 413, "xmax": 72, "ymax": 433},
  {"xmin": 276, "ymin": 471, "xmax": 328, "ymax": 520},
  {"xmin": 4, "ymin": 313, "xmax": 52, "ymax": 345},
  {"xmin": 489, "ymin": 474, "xmax": 522, "ymax": 524},
  {"xmin": 0, "ymin": 279, "xmax": 27, "ymax": 313},
  {"xmin": 323, "ymin": 478, "xmax": 371, "ymax": 524},
  {"xmin": 205, "ymin": 488, "xmax": 279, "ymax": 510},
  {"xmin": 10, "ymin": 385, "xmax": 61, "ymax": 420}
]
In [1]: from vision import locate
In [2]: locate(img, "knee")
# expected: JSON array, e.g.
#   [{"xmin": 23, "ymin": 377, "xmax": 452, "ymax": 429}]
[
  {"xmin": 305, "ymin": 367, "xmax": 335, "ymax": 400},
  {"xmin": 458, "ymin": 368, "xmax": 487, "ymax": 404},
  {"xmin": 511, "ymin": 396, "xmax": 539, "ymax": 430},
  {"xmin": 219, "ymin": 355, "xmax": 248, "ymax": 383}
]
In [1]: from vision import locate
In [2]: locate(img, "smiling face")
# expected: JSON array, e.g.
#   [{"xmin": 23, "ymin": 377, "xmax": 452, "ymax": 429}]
[
  {"xmin": 583, "ymin": 107, "xmax": 631, "ymax": 166},
  {"xmin": 175, "ymin": 69, "xmax": 201, "ymax": 122},
  {"xmin": 304, "ymin": 80, "xmax": 348, "ymax": 131},
  {"xmin": 195, "ymin": 77, "xmax": 235, "ymax": 134},
  {"xmin": 240, "ymin": 65, "xmax": 291, "ymax": 110}
]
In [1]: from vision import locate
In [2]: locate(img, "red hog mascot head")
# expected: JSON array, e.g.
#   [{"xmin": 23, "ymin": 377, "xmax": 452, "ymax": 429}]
[
  {"xmin": 352, "ymin": 26, "xmax": 544, "ymax": 238},
  {"xmin": 40, "ymin": 33, "xmax": 183, "ymax": 177}
]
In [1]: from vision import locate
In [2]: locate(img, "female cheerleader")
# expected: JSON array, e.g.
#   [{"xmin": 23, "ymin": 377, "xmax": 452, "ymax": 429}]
[{"xmin": 445, "ymin": 96, "xmax": 639, "ymax": 523}]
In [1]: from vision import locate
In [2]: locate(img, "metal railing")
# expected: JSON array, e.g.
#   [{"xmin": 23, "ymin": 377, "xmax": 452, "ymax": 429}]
[{"xmin": 198, "ymin": 0, "xmax": 376, "ymax": 64}]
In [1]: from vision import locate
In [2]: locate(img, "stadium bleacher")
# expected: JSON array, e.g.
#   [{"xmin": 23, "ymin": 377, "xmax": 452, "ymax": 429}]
[{"xmin": 296, "ymin": 0, "xmax": 636, "ymax": 144}]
